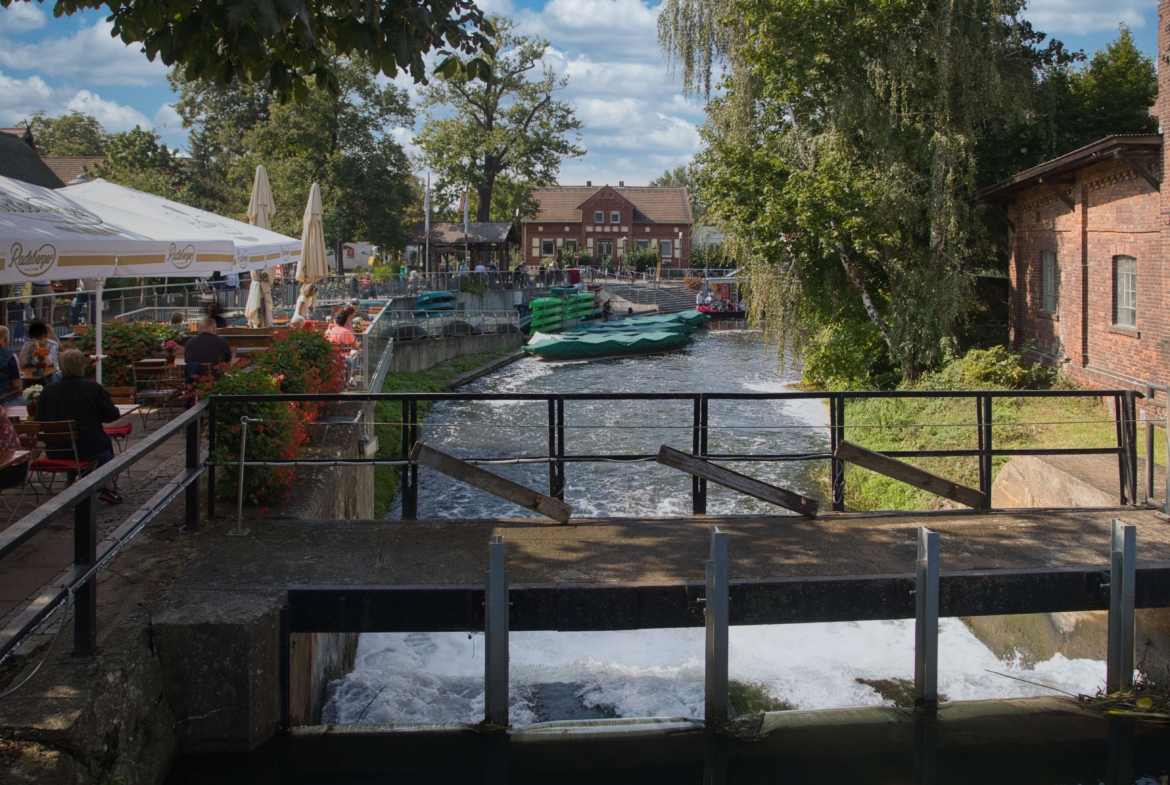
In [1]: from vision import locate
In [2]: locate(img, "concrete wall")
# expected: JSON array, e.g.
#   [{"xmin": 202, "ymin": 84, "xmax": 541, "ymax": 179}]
[{"xmin": 388, "ymin": 332, "xmax": 523, "ymax": 375}]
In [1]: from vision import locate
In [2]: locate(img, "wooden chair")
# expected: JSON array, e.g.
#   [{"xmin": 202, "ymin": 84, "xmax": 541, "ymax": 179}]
[
  {"xmin": 132, "ymin": 361, "xmax": 180, "ymax": 427},
  {"xmin": 13, "ymin": 420, "xmax": 95, "ymax": 498},
  {"xmin": 0, "ymin": 437, "xmax": 33, "ymax": 525},
  {"xmin": 103, "ymin": 387, "xmax": 135, "ymax": 455}
]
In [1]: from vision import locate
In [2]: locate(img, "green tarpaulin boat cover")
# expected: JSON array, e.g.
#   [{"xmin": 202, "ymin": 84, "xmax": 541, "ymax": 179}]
[
  {"xmin": 525, "ymin": 330, "xmax": 692, "ymax": 359},
  {"xmin": 568, "ymin": 312, "xmax": 709, "ymax": 334}
]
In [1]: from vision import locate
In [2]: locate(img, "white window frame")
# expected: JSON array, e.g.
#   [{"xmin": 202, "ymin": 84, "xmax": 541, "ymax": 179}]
[
  {"xmin": 1041, "ymin": 251, "xmax": 1058, "ymax": 313},
  {"xmin": 660, "ymin": 240, "xmax": 672, "ymax": 258},
  {"xmin": 594, "ymin": 211, "xmax": 604, "ymax": 223},
  {"xmin": 1113, "ymin": 255, "xmax": 1137, "ymax": 328},
  {"xmin": 541, "ymin": 239, "xmax": 555, "ymax": 257},
  {"xmin": 610, "ymin": 211, "xmax": 620, "ymax": 224}
]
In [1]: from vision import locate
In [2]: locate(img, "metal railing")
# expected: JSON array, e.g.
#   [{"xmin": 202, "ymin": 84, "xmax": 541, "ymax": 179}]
[
  {"xmin": 203, "ymin": 388, "xmax": 1141, "ymax": 521},
  {"xmin": 1142, "ymin": 381, "xmax": 1169, "ymax": 516},
  {"xmin": 0, "ymin": 404, "xmax": 206, "ymax": 663}
]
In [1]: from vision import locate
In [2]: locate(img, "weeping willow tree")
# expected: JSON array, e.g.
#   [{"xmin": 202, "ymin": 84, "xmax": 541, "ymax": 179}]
[{"xmin": 660, "ymin": 0, "xmax": 1062, "ymax": 385}]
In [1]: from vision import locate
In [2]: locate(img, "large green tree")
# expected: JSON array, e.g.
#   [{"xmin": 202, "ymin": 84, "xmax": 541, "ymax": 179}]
[
  {"xmin": 415, "ymin": 15, "xmax": 584, "ymax": 224},
  {"xmin": 2, "ymin": 0, "xmax": 495, "ymax": 99},
  {"xmin": 649, "ymin": 165, "xmax": 706, "ymax": 223},
  {"xmin": 25, "ymin": 110, "xmax": 106, "ymax": 156},
  {"xmin": 175, "ymin": 59, "xmax": 417, "ymax": 255}
]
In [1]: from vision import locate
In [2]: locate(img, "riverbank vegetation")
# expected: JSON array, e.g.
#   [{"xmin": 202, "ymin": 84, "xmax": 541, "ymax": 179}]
[
  {"xmin": 373, "ymin": 347, "xmax": 520, "ymax": 518},
  {"xmin": 826, "ymin": 346, "xmax": 1162, "ymax": 511}
]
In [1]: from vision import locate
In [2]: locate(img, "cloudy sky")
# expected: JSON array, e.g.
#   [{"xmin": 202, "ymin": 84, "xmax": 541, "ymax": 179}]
[{"xmin": 0, "ymin": 0, "xmax": 1160, "ymax": 186}]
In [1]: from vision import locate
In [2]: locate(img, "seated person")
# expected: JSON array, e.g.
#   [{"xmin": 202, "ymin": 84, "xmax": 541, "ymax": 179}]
[
  {"xmin": 35, "ymin": 349, "xmax": 123, "ymax": 503},
  {"xmin": 184, "ymin": 317, "xmax": 234, "ymax": 369},
  {"xmin": 169, "ymin": 311, "xmax": 190, "ymax": 344},
  {"xmin": 206, "ymin": 302, "xmax": 228, "ymax": 329},
  {"xmin": 0, "ymin": 326, "xmax": 24, "ymax": 406},
  {"xmin": 324, "ymin": 307, "xmax": 357, "ymax": 347},
  {"xmin": 17, "ymin": 320, "xmax": 60, "ymax": 384}
]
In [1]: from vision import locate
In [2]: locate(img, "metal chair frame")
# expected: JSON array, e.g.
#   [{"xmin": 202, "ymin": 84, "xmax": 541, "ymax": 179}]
[
  {"xmin": 132, "ymin": 361, "xmax": 181, "ymax": 428},
  {"xmin": 12, "ymin": 419, "xmax": 95, "ymax": 501}
]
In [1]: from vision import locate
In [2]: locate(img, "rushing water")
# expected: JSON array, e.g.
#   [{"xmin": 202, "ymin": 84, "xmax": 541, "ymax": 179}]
[{"xmin": 325, "ymin": 327, "xmax": 1110, "ymax": 728}]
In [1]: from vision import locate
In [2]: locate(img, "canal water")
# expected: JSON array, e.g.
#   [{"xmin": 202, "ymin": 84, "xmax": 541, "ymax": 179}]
[{"xmin": 324, "ymin": 328, "xmax": 1115, "ymax": 728}]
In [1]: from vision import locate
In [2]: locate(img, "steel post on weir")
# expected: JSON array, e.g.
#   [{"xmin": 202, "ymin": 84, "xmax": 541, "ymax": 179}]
[
  {"xmin": 484, "ymin": 535, "xmax": 509, "ymax": 727},
  {"xmin": 1107, "ymin": 519, "xmax": 1137, "ymax": 693},
  {"xmin": 914, "ymin": 527, "xmax": 940, "ymax": 713}
]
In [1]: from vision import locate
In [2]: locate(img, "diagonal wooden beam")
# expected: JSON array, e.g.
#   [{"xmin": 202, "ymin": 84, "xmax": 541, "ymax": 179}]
[
  {"xmin": 834, "ymin": 441, "xmax": 987, "ymax": 509},
  {"xmin": 410, "ymin": 442, "xmax": 573, "ymax": 523},
  {"xmin": 1119, "ymin": 152, "xmax": 1161, "ymax": 192},
  {"xmin": 656, "ymin": 445, "xmax": 818, "ymax": 517},
  {"xmin": 1039, "ymin": 177, "xmax": 1075, "ymax": 210},
  {"xmin": 989, "ymin": 203, "xmax": 1016, "ymax": 232}
]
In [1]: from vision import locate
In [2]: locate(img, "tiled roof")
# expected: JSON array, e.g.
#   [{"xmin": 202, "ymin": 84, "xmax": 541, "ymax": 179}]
[
  {"xmin": 40, "ymin": 156, "xmax": 106, "ymax": 184},
  {"xmin": 526, "ymin": 185, "xmax": 693, "ymax": 224},
  {"xmin": 0, "ymin": 132, "xmax": 65, "ymax": 189},
  {"xmin": 413, "ymin": 222, "xmax": 518, "ymax": 244}
]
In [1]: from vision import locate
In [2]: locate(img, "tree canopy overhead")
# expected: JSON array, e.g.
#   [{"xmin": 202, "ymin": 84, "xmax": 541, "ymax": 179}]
[
  {"xmin": 3, "ymin": 0, "xmax": 496, "ymax": 99},
  {"xmin": 415, "ymin": 15, "xmax": 584, "ymax": 225}
]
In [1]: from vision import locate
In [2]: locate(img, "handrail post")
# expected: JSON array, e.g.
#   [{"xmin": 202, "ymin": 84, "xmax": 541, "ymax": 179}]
[
  {"xmin": 185, "ymin": 411, "xmax": 200, "ymax": 530},
  {"xmin": 407, "ymin": 398, "xmax": 419, "ymax": 518},
  {"xmin": 484, "ymin": 535, "xmax": 509, "ymax": 727},
  {"xmin": 831, "ymin": 394, "xmax": 845, "ymax": 512},
  {"xmin": 555, "ymin": 398, "xmax": 565, "ymax": 501},
  {"xmin": 979, "ymin": 395, "xmax": 993, "ymax": 508},
  {"xmin": 230, "ymin": 417, "xmax": 252, "ymax": 536},
  {"xmin": 207, "ymin": 398, "xmax": 217, "ymax": 520},
  {"xmin": 692, "ymin": 396, "xmax": 702, "ymax": 514},
  {"xmin": 73, "ymin": 491, "xmax": 98, "ymax": 655},
  {"xmin": 547, "ymin": 398, "xmax": 557, "ymax": 498},
  {"xmin": 1142, "ymin": 409, "xmax": 1153, "ymax": 505},
  {"xmin": 1114, "ymin": 394, "xmax": 1128, "ymax": 505},
  {"xmin": 698, "ymin": 395, "xmax": 709, "ymax": 514},
  {"xmin": 1125, "ymin": 390, "xmax": 1138, "ymax": 505},
  {"xmin": 705, "ymin": 526, "xmax": 728, "ymax": 723},
  {"xmin": 1107, "ymin": 519, "xmax": 1136, "ymax": 692},
  {"xmin": 914, "ymin": 527, "xmax": 939, "ymax": 713}
]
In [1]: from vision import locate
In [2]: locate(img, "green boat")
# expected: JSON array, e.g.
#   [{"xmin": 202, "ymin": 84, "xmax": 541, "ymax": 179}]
[
  {"xmin": 525, "ymin": 329, "xmax": 693, "ymax": 360},
  {"xmin": 568, "ymin": 312, "xmax": 709, "ymax": 334}
]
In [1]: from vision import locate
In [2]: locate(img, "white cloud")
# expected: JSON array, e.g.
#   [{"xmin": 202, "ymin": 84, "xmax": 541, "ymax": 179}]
[
  {"xmin": 0, "ymin": 3, "xmax": 47, "ymax": 34},
  {"xmin": 66, "ymin": 90, "xmax": 151, "ymax": 131},
  {"xmin": 0, "ymin": 20, "xmax": 167, "ymax": 86},
  {"xmin": 1023, "ymin": 0, "xmax": 1155, "ymax": 36},
  {"xmin": 0, "ymin": 70, "xmax": 54, "ymax": 125}
]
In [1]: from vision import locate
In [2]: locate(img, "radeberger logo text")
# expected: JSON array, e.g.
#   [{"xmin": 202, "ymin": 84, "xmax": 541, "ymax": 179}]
[
  {"xmin": 168, "ymin": 243, "xmax": 196, "ymax": 269},
  {"xmin": 11, "ymin": 243, "xmax": 56, "ymax": 277}
]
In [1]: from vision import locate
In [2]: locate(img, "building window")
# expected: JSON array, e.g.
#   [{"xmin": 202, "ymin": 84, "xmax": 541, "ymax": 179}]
[
  {"xmin": 594, "ymin": 211, "xmax": 604, "ymax": 223},
  {"xmin": 660, "ymin": 240, "xmax": 672, "ymax": 258},
  {"xmin": 1113, "ymin": 255, "xmax": 1137, "ymax": 328},
  {"xmin": 636, "ymin": 239, "xmax": 649, "ymax": 249},
  {"xmin": 1041, "ymin": 251, "xmax": 1058, "ymax": 312},
  {"xmin": 541, "ymin": 239, "xmax": 554, "ymax": 257},
  {"xmin": 610, "ymin": 211, "xmax": 620, "ymax": 223},
  {"xmin": 565, "ymin": 239, "xmax": 578, "ymax": 252}
]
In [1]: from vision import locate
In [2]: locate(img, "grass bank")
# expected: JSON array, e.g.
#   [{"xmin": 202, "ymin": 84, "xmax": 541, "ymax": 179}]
[
  {"xmin": 823, "ymin": 347, "xmax": 1164, "ymax": 511},
  {"xmin": 372, "ymin": 346, "xmax": 520, "ymax": 518}
]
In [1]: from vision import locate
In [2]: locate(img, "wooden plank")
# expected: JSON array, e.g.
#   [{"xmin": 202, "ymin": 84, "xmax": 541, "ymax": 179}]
[
  {"xmin": 834, "ymin": 441, "xmax": 987, "ymax": 509},
  {"xmin": 410, "ymin": 442, "xmax": 573, "ymax": 523},
  {"xmin": 656, "ymin": 445, "xmax": 818, "ymax": 518}
]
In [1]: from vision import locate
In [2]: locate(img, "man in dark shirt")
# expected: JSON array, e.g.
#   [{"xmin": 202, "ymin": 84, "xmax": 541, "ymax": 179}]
[
  {"xmin": 36, "ymin": 349, "xmax": 123, "ymax": 503},
  {"xmin": 0, "ymin": 326, "xmax": 22, "ymax": 404},
  {"xmin": 184, "ymin": 317, "xmax": 233, "ymax": 367}
]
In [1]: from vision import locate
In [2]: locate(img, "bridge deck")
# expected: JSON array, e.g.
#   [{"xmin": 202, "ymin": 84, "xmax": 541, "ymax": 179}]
[{"xmin": 179, "ymin": 507, "xmax": 1170, "ymax": 589}]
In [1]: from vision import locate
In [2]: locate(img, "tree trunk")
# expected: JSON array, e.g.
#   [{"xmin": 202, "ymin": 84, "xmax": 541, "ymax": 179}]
[{"xmin": 838, "ymin": 242, "xmax": 896, "ymax": 358}]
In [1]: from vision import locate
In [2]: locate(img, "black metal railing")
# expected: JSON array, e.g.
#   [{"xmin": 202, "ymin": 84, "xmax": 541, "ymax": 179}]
[
  {"xmin": 0, "ymin": 404, "xmax": 207, "ymax": 662},
  {"xmin": 205, "ymin": 388, "xmax": 1140, "ymax": 520}
]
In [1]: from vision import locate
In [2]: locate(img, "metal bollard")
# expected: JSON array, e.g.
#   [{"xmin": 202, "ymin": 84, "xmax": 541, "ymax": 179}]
[
  {"xmin": 229, "ymin": 416, "xmax": 254, "ymax": 537},
  {"xmin": 485, "ymin": 535, "xmax": 509, "ymax": 726},
  {"xmin": 914, "ymin": 527, "xmax": 940, "ymax": 712},
  {"xmin": 705, "ymin": 526, "xmax": 729, "ymax": 722},
  {"xmin": 1107, "ymin": 519, "xmax": 1136, "ymax": 692}
]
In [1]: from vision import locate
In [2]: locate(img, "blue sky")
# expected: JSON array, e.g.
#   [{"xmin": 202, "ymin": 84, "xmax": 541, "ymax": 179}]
[{"xmin": 0, "ymin": 0, "xmax": 1160, "ymax": 186}]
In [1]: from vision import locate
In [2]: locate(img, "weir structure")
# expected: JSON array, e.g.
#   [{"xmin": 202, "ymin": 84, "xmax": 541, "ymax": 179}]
[{"xmin": 0, "ymin": 386, "xmax": 1168, "ymax": 783}]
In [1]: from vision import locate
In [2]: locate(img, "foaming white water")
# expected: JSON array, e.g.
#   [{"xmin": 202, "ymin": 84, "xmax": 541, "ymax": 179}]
[{"xmin": 324, "ymin": 620, "xmax": 1105, "ymax": 727}]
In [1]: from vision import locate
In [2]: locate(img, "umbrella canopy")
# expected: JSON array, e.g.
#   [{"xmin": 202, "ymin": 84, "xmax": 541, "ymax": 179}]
[
  {"xmin": 296, "ymin": 182, "xmax": 328, "ymax": 286},
  {"xmin": 0, "ymin": 174, "xmax": 236, "ymax": 282},
  {"xmin": 247, "ymin": 165, "xmax": 275, "ymax": 231},
  {"xmin": 62, "ymin": 179, "xmax": 299, "ymax": 273}
]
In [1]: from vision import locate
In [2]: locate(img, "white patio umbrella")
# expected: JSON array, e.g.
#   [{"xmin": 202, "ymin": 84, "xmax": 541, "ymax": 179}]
[
  {"xmin": 295, "ymin": 183, "xmax": 328, "ymax": 308},
  {"xmin": 0, "ymin": 175, "xmax": 237, "ymax": 382},
  {"xmin": 245, "ymin": 166, "xmax": 277, "ymax": 327}
]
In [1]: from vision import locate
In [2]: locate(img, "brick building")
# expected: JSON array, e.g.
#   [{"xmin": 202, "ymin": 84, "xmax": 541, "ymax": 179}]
[
  {"xmin": 521, "ymin": 183, "xmax": 693, "ymax": 269},
  {"xmin": 974, "ymin": 0, "xmax": 1170, "ymax": 396}
]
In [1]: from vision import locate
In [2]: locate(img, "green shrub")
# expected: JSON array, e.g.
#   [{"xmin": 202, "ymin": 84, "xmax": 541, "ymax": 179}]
[
  {"xmin": 801, "ymin": 318, "xmax": 899, "ymax": 390},
  {"xmin": 75, "ymin": 321, "xmax": 174, "ymax": 387},
  {"xmin": 623, "ymin": 245, "xmax": 660, "ymax": 272},
  {"xmin": 917, "ymin": 345, "xmax": 1056, "ymax": 391}
]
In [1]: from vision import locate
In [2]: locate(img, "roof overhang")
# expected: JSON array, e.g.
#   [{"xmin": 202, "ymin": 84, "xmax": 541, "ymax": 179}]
[{"xmin": 974, "ymin": 134, "xmax": 1162, "ymax": 204}]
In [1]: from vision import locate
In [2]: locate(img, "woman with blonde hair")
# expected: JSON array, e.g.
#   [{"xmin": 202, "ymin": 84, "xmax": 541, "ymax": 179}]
[{"xmin": 294, "ymin": 283, "xmax": 318, "ymax": 320}]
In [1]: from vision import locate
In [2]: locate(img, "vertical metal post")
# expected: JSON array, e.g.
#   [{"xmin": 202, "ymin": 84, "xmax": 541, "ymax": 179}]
[
  {"xmin": 1107, "ymin": 519, "xmax": 1136, "ymax": 692},
  {"xmin": 1125, "ymin": 391, "xmax": 1138, "ymax": 505},
  {"xmin": 207, "ymin": 399, "xmax": 217, "ymax": 520},
  {"xmin": 185, "ymin": 412, "xmax": 200, "ymax": 530},
  {"xmin": 832, "ymin": 395, "xmax": 845, "ymax": 511},
  {"xmin": 408, "ymin": 398, "xmax": 419, "ymax": 517},
  {"xmin": 979, "ymin": 395, "xmax": 993, "ymax": 507},
  {"xmin": 1114, "ymin": 395, "xmax": 1128, "ymax": 505},
  {"xmin": 547, "ymin": 398, "xmax": 557, "ymax": 498},
  {"xmin": 1143, "ymin": 410, "xmax": 1153, "ymax": 504},
  {"xmin": 1164, "ymin": 407, "xmax": 1170, "ymax": 518},
  {"xmin": 400, "ymin": 398, "xmax": 411, "ymax": 520},
  {"xmin": 697, "ymin": 395, "xmax": 709, "ymax": 514},
  {"xmin": 230, "ymin": 417, "xmax": 251, "ymax": 536},
  {"xmin": 279, "ymin": 605, "xmax": 290, "ymax": 731},
  {"xmin": 555, "ymin": 398, "xmax": 565, "ymax": 501},
  {"xmin": 484, "ymin": 535, "xmax": 509, "ymax": 727},
  {"xmin": 73, "ymin": 492, "xmax": 98, "ymax": 655},
  {"xmin": 705, "ymin": 526, "xmax": 728, "ymax": 722},
  {"xmin": 975, "ymin": 396, "xmax": 985, "ymax": 496},
  {"xmin": 914, "ymin": 527, "xmax": 939, "ymax": 712},
  {"xmin": 692, "ymin": 396, "xmax": 702, "ymax": 515}
]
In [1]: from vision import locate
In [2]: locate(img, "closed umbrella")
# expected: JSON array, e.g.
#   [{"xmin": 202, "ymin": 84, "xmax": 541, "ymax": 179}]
[
  {"xmin": 295, "ymin": 183, "xmax": 328, "ymax": 309},
  {"xmin": 245, "ymin": 166, "xmax": 277, "ymax": 326}
]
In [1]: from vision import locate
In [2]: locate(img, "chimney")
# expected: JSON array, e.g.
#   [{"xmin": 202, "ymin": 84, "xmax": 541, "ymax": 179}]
[
  {"xmin": 619, "ymin": 181, "xmax": 624, "ymax": 187},
  {"xmin": 586, "ymin": 180, "xmax": 592, "ymax": 187}
]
